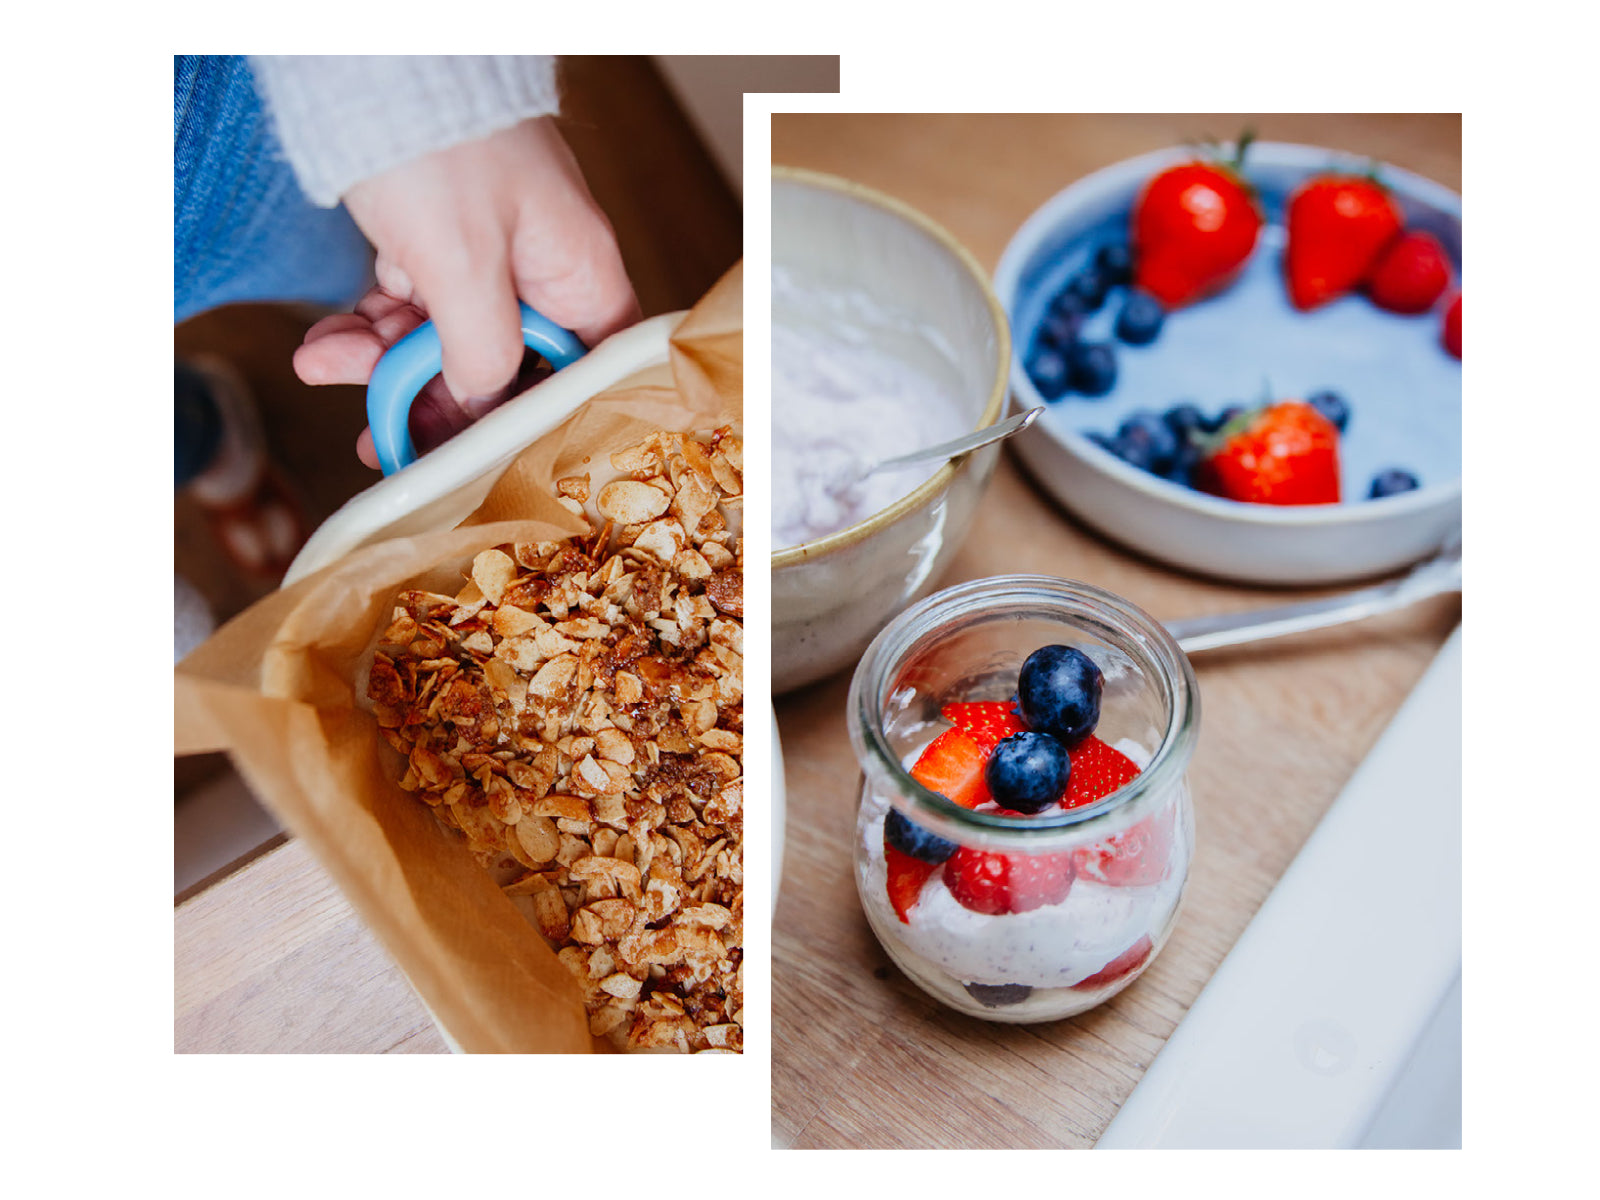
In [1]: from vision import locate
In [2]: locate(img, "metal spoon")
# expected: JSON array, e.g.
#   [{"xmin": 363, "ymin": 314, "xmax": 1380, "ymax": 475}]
[
  {"xmin": 860, "ymin": 406, "xmax": 1041, "ymax": 479},
  {"xmin": 1165, "ymin": 534, "xmax": 1462, "ymax": 655}
]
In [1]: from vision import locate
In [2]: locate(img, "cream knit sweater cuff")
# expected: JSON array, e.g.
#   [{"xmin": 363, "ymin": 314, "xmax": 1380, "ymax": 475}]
[{"xmin": 248, "ymin": 55, "xmax": 560, "ymax": 207}]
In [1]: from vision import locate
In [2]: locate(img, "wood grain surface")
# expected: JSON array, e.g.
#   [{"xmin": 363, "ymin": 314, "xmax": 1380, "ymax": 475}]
[
  {"xmin": 176, "ymin": 838, "xmax": 449, "ymax": 1054},
  {"xmin": 769, "ymin": 113, "xmax": 1461, "ymax": 1149}
]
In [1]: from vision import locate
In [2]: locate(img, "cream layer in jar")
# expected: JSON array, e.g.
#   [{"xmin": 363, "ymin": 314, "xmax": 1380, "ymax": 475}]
[{"xmin": 858, "ymin": 739, "xmax": 1188, "ymax": 1007}]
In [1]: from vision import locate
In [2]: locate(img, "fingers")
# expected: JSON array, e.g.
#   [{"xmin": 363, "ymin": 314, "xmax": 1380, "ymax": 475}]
[
  {"xmin": 511, "ymin": 176, "xmax": 641, "ymax": 346},
  {"xmin": 303, "ymin": 311, "xmax": 372, "ymax": 340},
  {"xmin": 295, "ymin": 322, "xmax": 385, "ymax": 387},
  {"xmin": 372, "ymin": 256, "xmax": 417, "ymax": 306},
  {"xmin": 295, "ymin": 291, "xmax": 429, "ymax": 387},
  {"xmin": 409, "ymin": 237, "xmax": 526, "ymax": 405},
  {"xmin": 510, "ymin": 124, "xmax": 642, "ymax": 347},
  {"xmin": 516, "ymin": 224, "xmax": 643, "ymax": 349}
]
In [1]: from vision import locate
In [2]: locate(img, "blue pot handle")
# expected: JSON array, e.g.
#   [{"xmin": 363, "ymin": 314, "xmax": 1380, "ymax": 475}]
[{"xmin": 366, "ymin": 302, "xmax": 588, "ymax": 476}]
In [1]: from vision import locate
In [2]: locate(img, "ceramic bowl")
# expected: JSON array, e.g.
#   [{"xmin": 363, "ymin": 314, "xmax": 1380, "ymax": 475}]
[
  {"xmin": 994, "ymin": 141, "xmax": 1461, "ymax": 586},
  {"xmin": 772, "ymin": 168, "xmax": 1010, "ymax": 693}
]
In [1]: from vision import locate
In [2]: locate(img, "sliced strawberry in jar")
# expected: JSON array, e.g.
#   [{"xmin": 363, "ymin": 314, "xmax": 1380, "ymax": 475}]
[
  {"xmin": 940, "ymin": 700, "xmax": 1027, "ymax": 751},
  {"xmin": 1071, "ymin": 935, "xmax": 1155, "ymax": 990},
  {"xmin": 884, "ymin": 842, "xmax": 939, "ymax": 924},
  {"xmin": 942, "ymin": 847, "xmax": 1076, "ymax": 915},
  {"xmin": 1063, "ymin": 735, "xmax": 1142, "ymax": 809},
  {"xmin": 1073, "ymin": 808, "xmax": 1175, "ymax": 887},
  {"xmin": 910, "ymin": 727, "xmax": 992, "ymax": 808}
]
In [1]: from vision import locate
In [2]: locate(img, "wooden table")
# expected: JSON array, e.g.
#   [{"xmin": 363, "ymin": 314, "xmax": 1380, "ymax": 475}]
[
  {"xmin": 769, "ymin": 113, "xmax": 1461, "ymax": 1149},
  {"xmin": 176, "ymin": 838, "xmax": 449, "ymax": 1053}
]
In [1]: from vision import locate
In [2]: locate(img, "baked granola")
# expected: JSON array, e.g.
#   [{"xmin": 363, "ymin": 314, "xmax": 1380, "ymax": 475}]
[{"xmin": 366, "ymin": 427, "xmax": 744, "ymax": 1053}]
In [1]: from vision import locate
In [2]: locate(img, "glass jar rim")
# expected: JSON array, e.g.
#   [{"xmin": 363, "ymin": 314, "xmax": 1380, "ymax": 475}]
[{"xmin": 847, "ymin": 575, "xmax": 1200, "ymax": 850}]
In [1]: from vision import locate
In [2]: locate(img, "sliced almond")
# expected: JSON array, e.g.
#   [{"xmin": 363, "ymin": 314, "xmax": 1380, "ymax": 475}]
[
  {"xmin": 470, "ymin": 549, "xmax": 516, "ymax": 606},
  {"xmin": 597, "ymin": 480, "xmax": 670, "ymax": 525}
]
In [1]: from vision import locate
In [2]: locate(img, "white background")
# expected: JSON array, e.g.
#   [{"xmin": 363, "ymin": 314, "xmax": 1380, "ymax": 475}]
[{"xmin": 1, "ymin": 3, "xmax": 1589, "ymax": 1192}]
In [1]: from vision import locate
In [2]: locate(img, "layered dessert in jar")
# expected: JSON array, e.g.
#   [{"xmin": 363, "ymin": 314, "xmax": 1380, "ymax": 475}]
[{"xmin": 847, "ymin": 576, "xmax": 1199, "ymax": 1022}]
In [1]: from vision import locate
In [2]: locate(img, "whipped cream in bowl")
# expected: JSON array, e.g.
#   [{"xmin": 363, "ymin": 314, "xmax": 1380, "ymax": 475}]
[
  {"xmin": 772, "ymin": 168, "xmax": 1010, "ymax": 694},
  {"xmin": 772, "ymin": 272, "xmax": 971, "ymax": 551}
]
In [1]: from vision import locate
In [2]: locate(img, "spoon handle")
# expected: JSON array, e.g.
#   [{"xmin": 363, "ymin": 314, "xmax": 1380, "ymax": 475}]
[
  {"xmin": 1166, "ymin": 546, "xmax": 1462, "ymax": 655},
  {"xmin": 865, "ymin": 407, "xmax": 1041, "ymax": 476}
]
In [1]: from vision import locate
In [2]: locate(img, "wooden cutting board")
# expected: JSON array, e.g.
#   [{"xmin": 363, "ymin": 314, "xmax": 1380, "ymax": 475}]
[{"xmin": 769, "ymin": 112, "xmax": 1461, "ymax": 1149}]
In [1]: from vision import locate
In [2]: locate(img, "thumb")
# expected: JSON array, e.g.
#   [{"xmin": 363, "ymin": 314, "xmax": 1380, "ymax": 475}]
[{"xmin": 414, "ymin": 249, "xmax": 525, "ymax": 411}]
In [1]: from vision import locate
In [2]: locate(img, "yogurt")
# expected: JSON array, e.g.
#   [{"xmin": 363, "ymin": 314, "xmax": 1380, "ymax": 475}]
[
  {"xmin": 861, "ymin": 807, "xmax": 1188, "ymax": 989},
  {"xmin": 772, "ymin": 271, "xmax": 970, "ymax": 551},
  {"xmin": 856, "ymin": 735, "xmax": 1191, "ymax": 1020}
]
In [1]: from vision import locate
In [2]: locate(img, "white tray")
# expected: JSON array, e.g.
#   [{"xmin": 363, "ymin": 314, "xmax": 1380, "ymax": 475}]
[{"xmin": 1098, "ymin": 626, "xmax": 1462, "ymax": 1148}]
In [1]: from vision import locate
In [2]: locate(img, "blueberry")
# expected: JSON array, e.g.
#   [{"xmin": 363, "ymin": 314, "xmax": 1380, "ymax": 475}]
[
  {"xmin": 984, "ymin": 731, "xmax": 1071, "ymax": 815},
  {"xmin": 1108, "ymin": 432, "xmax": 1151, "ymax": 471},
  {"xmin": 1037, "ymin": 308, "xmax": 1083, "ymax": 352},
  {"xmin": 1026, "ymin": 345, "xmax": 1070, "ymax": 401},
  {"xmin": 1017, "ymin": 645, "xmax": 1103, "ymax": 746},
  {"xmin": 1115, "ymin": 290, "xmax": 1165, "ymax": 346},
  {"xmin": 1368, "ymin": 469, "xmax": 1421, "ymax": 499},
  {"xmin": 1162, "ymin": 402, "xmax": 1207, "ymax": 442},
  {"xmin": 1049, "ymin": 287, "xmax": 1089, "ymax": 319},
  {"xmin": 1163, "ymin": 440, "xmax": 1204, "ymax": 488},
  {"xmin": 1093, "ymin": 242, "xmax": 1135, "ymax": 286},
  {"xmin": 1086, "ymin": 431, "xmax": 1117, "ymax": 454},
  {"xmin": 1307, "ymin": 389, "xmax": 1350, "ymax": 433},
  {"xmin": 884, "ymin": 809, "xmax": 956, "ymax": 864},
  {"xmin": 965, "ymin": 982, "xmax": 1034, "ymax": 1007},
  {"xmin": 1067, "ymin": 342, "xmax": 1118, "ymax": 397},
  {"xmin": 1114, "ymin": 410, "xmax": 1179, "ymax": 475},
  {"xmin": 1062, "ymin": 267, "xmax": 1110, "ymax": 314}
]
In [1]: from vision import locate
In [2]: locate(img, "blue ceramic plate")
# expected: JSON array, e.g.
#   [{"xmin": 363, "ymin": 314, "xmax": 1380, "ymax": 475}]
[{"xmin": 996, "ymin": 142, "xmax": 1462, "ymax": 586}]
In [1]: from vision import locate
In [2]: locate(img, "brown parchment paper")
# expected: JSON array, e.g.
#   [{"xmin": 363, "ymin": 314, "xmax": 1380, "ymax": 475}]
[{"xmin": 175, "ymin": 264, "xmax": 743, "ymax": 1054}]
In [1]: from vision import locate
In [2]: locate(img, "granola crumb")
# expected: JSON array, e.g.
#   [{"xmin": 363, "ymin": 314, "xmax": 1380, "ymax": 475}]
[{"xmin": 369, "ymin": 427, "xmax": 744, "ymax": 1053}]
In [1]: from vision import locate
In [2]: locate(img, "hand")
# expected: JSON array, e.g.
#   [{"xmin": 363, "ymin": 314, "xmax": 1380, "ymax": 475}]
[{"xmin": 294, "ymin": 117, "xmax": 641, "ymax": 468}]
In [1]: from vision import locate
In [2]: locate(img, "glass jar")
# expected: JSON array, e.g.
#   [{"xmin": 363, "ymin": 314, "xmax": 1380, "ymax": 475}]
[{"xmin": 847, "ymin": 576, "xmax": 1200, "ymax": 1023}]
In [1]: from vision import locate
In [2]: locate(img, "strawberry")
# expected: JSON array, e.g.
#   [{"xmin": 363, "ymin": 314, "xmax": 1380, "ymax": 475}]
[
  {"xmin": 884, "ymin": 842, "xmax": 939, "ymax": 923},
  {"xmin": 1366, "ymin": 231, "xmax": 1453, "ymax": 314},
  {"xmin": 1284, "ymin": 173, "xmax": 1403, "ymax": 310},
  {"xmin": 944, "ymin": 707, "xmax": 1140, "ymax": 811},
  {"xmin": 1443, "ymin": 293, "xmax": 1462, "ymax": 358},
  {"xmin": 1132, "ymin": 140, "xmax": 1263, "ymax": 308},
  {"xmin": 1063, "ymin": 736, "xmax": 1142, "ymax": 809},
  {"xmin": 940, "ymin": 700, "xmax": 1027, "ymax": 751},
  {"xmin": 910, "ymin": 728, "xmax": 991, "ymax": 808},
  {"xmin": 1193, "ymin": 400, "xmax": 1341, "ymax": 506},
  {"xmin": 1071, "ymin": 935, "xmax": 1155, "ymax": 991},
  {"xmin": 943, "ymin": 847, "xmax": 1076, "ymax": 915},
  {"xmin": 1073, "ymin": 809, "xmax": 1174, "ymax": 887}
]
